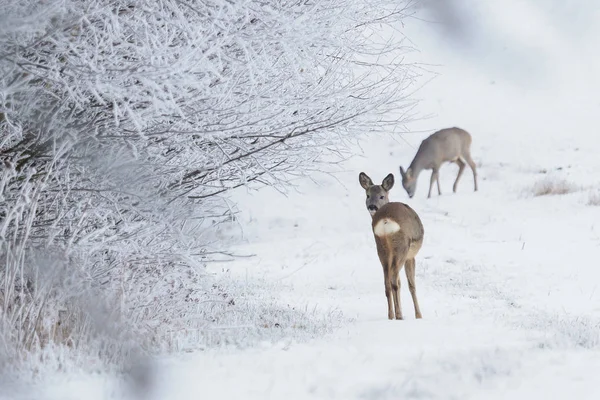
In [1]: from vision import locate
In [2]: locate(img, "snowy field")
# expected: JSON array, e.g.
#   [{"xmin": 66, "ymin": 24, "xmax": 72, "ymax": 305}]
[{"xmin": 6, "ymin": 1, "xmax": 600, "ymax": 399}]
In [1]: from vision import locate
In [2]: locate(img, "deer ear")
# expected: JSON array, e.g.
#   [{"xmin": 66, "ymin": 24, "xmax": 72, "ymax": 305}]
[
  {"xmin": 359, "ymin": 172, "xmax": 374, "ymax": 190},
  {"xmin": 399, "ymin": 166, "xmax": 405, "ymax": 178},
  {"xmin": 382, "ymin": 173, "xmax": 394, "ymax": 191}
]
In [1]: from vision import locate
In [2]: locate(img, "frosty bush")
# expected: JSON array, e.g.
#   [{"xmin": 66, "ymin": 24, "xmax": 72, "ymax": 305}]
[
  {"xmin": 531, "ymin": 177, "xmax": 577, "ymax": 197},
  {"xmin": 0, "ymin": 0, "xmax": 418, "ymax": 364},
  {"xmin": 587, "ymin": 190, "xmax": 600, "ymax": 206}
]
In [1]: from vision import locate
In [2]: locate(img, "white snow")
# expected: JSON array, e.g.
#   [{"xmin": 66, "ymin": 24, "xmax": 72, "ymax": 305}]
[{"xmin": 9, "ymin": 1, "xmax": 600, "ymax": 399}]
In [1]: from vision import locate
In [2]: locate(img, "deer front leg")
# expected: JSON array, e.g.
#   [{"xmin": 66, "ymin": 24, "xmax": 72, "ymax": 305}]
[{"xmin": 428, "ymin": 170, "xmax": 437, "ymax": 198}]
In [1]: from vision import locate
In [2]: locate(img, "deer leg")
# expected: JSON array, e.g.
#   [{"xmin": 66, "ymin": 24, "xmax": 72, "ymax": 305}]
[
  {"xmin": 390, "ymin": 257, "xmax": 405, "ymax": 320},
  {"xmin": 430, "ymin": 168, "xmax": 441, "ymax": 196},
  {"xmin": 453, "ymin": 158, "xmax": 466, "ymax": 193},
  {"xmin": 428, "ymin": 170, "xmax": 437, "ymax": 198},
  {"xmin": 464, "ymin": 153, "xmax": 478, "ymax": 192},
  {"xmin": 392, "ymin": 275, "xmax": 403, "ymax": 320},
  {"xmin": 405, "ymin": 258, "xmax": 422, "ymax": 319},
  {"xmin": 383, "ymin": 268, "xmax": 394, "ymax": 320},
  {"xmin": 377, "ymin": 239, "xmax": 395, "ymax": 320}
]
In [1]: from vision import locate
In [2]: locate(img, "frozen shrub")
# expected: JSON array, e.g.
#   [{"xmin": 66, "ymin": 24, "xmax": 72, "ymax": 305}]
[
  {"xmin": 531, "ymin": 177, "xmax": 577, "ymax": 197},
  {"xmin": 587, "ymin": 190, "xmax": 600, "ymax": 206},
  {"xmin": 0, "ymin": 0, "xmax": 417, "ymax": 366}
]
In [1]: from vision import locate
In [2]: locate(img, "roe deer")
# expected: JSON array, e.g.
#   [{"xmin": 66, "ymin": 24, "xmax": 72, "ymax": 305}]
[
  {"xmin": 359, "ymin": 172, "xmax": 424, "ymax": 320},
  {"xmin": 399, "ymin": 127, "xmax": 478, "ymax": 198}
]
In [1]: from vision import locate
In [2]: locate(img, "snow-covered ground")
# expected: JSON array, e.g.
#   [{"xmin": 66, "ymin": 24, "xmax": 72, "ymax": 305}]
[{"xmin": 9, "ymin": 1, "xmax": 600, "ymax": 399}]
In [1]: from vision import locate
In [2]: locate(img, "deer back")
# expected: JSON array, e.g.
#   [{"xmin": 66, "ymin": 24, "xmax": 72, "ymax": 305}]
[
  {"xmin": 413, "ymin": 127, "xmax": 472, "ymax": 169},
  {"xmin": 371, "ymin": 202, "xmax": 424, "ymax": 259}
]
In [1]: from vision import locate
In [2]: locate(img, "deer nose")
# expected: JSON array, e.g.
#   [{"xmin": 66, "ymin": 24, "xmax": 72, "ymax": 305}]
[{"xmin": 367, "ymin": 205, "xmax": 378, "ymax": 212}]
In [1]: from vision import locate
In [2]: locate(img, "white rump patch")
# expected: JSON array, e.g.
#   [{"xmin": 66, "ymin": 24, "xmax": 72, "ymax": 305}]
[{"xmin": 373, "ymin": 218, "xmax": 401, "ymax": 237}]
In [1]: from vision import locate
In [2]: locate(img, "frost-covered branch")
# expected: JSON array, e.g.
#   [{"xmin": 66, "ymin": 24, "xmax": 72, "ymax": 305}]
[{"xmin": 0, "ymin": 0, "xmax": 419, "ymax": 362}]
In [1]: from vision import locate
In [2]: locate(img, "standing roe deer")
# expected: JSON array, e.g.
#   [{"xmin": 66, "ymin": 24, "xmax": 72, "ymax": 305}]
[
  {"xmin": 399, "ymin": 127, "xmax": 478, "ymax": 198},
  {"xmin": 359, "ymin": 172, "xmax": 424, "ymax": 320}
]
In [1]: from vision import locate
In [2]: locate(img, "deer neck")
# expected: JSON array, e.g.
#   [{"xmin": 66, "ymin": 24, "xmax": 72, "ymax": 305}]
[{"xmin": 408, "ymin": 157, "xmax": 426, "ymax": 179}]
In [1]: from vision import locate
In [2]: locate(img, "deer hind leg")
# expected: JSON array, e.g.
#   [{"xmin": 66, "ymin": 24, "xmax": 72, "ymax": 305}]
[
  {"xmin": 392, "ymin": 274, "xmax": 402, "ymax": 320},
  {"xmin": 453, "ymin": 158, "xmax": 466, "ymax": 193},
  {"xmin": 383, "ymin": 268, "xmax": 394, "ymax": 320},
  {"xmin": 391, "ymin": 254, "xmax": 407, "ymax": 320},
  {"xmin": 464, "ymin": 152, "xmax": 478, "ymax": 192},
  {"xmin": 378, "ymin": 240, "xmax": 395, "ymax": 320},
  {"xmin": 405, "ymin": 258, "xmax": 422, "ymax": 319}
]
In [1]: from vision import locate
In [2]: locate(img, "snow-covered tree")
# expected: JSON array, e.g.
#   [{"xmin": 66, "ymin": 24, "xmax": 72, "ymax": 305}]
[{"xmin": 0, "ymin": 0, "xmax": 419, "ymax": 360}]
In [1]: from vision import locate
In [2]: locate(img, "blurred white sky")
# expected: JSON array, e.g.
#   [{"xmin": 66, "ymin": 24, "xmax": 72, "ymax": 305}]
[{"xmin": 417, "ymin": 0, "xmax": 600, "ymax": 88}]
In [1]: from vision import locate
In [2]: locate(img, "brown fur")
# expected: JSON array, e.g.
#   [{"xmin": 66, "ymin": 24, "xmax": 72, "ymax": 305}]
[
  {"xmin": 359, "ymin": 172, "xmax": 425, "ymax": 320},
  {"xmin": 372, "ymin": 203, "xmax": 424, "ymax": 320}
]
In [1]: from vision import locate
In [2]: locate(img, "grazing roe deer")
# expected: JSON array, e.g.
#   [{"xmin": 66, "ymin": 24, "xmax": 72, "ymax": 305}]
[
  {"xmin": 399, "ymin": 127, "xmax": 478, "ymax": 198},
  {"xmin": 359, "ymin": 172, "xmax": 424, "ymax": 320}
]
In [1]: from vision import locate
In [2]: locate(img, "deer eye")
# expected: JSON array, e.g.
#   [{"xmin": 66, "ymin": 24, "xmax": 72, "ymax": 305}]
[
  {"xmin": 380, "ymin": 196, "xmax": 384, "ymax": 199},
  {"xmin": 366, "ymin": 195, "xmax": 370, "ymax": 199}
]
